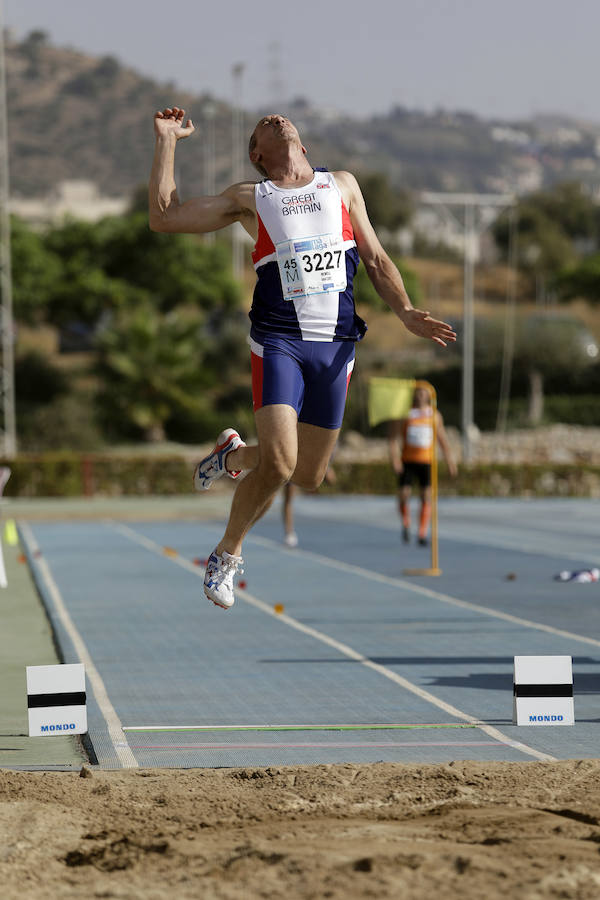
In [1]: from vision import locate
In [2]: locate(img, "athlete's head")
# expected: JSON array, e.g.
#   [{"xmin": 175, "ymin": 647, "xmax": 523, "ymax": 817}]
[
  {"xmin": 248, "ymin": 114, "xmax": 307, "ymax": 177},
  {"xmin": 413, "ymin": 386, "xmax": 431, "ymax": 408}
]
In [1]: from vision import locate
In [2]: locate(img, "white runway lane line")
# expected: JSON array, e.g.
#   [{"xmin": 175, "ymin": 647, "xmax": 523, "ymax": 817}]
[
  {"xmin": 110, "ymin": 521, "xmax": 556, "ymax": 763},
  {"xmin": 436, "ymin": 527, "xmax": 600, "ymax": 564},
  {"xmin": 286, "ymin": 497, "xmax": 600, "ymax": 564},
  {"xmin": 248, "ymin": 533, "xmax": 600, "ymax": 650},
  {"xmin": 19, "ymin": 522, "xmax": 139, "ymax": 769}
]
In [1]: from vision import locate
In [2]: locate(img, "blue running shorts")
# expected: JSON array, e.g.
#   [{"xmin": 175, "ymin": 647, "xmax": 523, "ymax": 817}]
[{"xmin": 250, "ymin": 334, "xmax": 355, "ymax": 430}]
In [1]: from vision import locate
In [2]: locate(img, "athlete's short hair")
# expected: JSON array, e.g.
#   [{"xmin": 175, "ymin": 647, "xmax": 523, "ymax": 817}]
[
  {"xmin": 413, "ymin": 385, "xmax": 431, "ymax": 406},
  {"xmin": 248, "ymin": 131, "xmax": 268, "ymax": 178}
]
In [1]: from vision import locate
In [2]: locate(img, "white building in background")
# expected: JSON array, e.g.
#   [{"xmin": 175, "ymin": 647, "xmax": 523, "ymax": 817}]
[
  {"xmin": 490, "ymin": 125, "xmax": 531, "ymax": 146},
  {"xmin": 10, "ymin": 180, "xmax": 128, "ymax": 227},
  {"xmin": 512, "ymin": 156, "xmax": 543, "ymax": 194},
  {"xmin": 410, "ymin": 206, "xmax": 498, "ymax": 263},
  {"xmin": 412, "ymin": 206, "xmax": 467, "ymax": 255}
]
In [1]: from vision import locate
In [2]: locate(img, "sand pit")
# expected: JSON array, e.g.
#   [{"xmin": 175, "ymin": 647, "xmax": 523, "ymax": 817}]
[{"xmin": 2, "ymin": 759, "xmax": 600, "ymax": 899}]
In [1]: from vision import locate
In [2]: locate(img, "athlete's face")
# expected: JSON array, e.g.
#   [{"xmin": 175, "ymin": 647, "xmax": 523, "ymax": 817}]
[
  {"xmin": 249, "ymin": 114, "xmax": 305, "ymax": 168},
  {"xmin": 414, "ymin": 387, "xmax": 431, "ymax": 408}
]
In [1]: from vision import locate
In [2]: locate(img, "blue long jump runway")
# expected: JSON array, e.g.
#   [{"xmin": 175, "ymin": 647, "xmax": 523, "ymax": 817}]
[{"xmin": 19, "ymin": 496, "xmax": 600, "ymax": 769}]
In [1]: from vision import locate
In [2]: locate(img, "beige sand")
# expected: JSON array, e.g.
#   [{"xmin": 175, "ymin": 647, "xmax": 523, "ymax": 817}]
[{"xmin": 2, "ymin": 759, "xmax": 600, "ymax": 899}]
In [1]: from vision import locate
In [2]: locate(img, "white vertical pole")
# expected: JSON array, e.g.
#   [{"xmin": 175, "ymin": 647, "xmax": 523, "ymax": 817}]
[
  {"xmin": 231, "ymin": 63, "xmax": 245, "ymax": 281},
  {"xmin": 0, "ymin": 5, "xmax": 16, "ymax": 458},
  {"xmin": 496, "ymin": 206, "xmax": 518, "ymax": 432},
  {"xmin": 420, "ymin": 192, "xmax": 514, "ymax": 466},
  {"xmin": 203, "ymin": 102, "xmax": 216, "ymax": 246}
]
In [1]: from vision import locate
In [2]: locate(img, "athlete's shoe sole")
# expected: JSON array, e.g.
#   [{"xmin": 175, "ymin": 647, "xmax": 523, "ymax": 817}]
[{"xmin": 204, "ymin": 590, "xmax": 233, "ymax": 610}]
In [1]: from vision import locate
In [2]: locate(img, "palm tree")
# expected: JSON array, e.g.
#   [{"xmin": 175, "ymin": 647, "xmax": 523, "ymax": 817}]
[{"xmin": 96, "ymin": 303, "xmax": 212, "ymax": 442}]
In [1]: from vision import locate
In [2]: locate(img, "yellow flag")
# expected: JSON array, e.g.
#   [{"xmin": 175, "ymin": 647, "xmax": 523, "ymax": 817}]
[
  {"xmin": 368, "ymin": 377, "xmax": 416, "ymax": 428},
  {"xmin": 3, "ymin": 519, "xmax": 18, "ymax": 546}
]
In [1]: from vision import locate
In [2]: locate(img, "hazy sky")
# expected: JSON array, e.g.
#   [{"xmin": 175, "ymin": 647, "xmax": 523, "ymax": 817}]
[{"xmin": 5, "ymin": 0, "xmax": 600, "ymax": 122}]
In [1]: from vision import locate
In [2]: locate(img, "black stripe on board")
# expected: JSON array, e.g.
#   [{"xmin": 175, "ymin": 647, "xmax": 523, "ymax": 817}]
[
  {"xmin": 513, "ymin": 684, "xmax": 573, "ymax": 698},
  {"xmin": 27, "ymin": 691, "xmax": 86, "ymax": 709}
]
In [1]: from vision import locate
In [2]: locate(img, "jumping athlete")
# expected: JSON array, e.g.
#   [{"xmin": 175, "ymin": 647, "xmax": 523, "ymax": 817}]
[
  {"xmin": 149, "ymin": 108, "xmax": 456, "ymax": 609},
  {"xmin": 388, "ymin": 385, "xmax": 457, "ymax": 546}
]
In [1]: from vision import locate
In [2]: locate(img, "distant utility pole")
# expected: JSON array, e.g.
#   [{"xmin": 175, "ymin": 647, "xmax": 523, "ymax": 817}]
[
  {"xmin": 496, "ymin": 206, "xmax": 519, "ymax": 433},
  {"xmin": 231, "ymin": 63, "xmax": 245, "ymax": 281},
  {"xmin": 0, "ymin": 5, "xmax": 16, "ymax": 458},
  {"xmin": 203, "ymin": 101, "xmax": 216, "ymax": 246},
  {"xmin": 420, "ymin": 192, "xmax": 515, "ymax": 463},
  {"xmin": 267, "ymin": 41, "xmax": 285, "ymax": 109}
]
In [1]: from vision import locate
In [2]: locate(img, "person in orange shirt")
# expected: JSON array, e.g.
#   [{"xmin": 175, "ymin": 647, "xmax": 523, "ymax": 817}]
[{"xmin": 388, "ymin": 386, "xmax": 457, "ymax": 546}]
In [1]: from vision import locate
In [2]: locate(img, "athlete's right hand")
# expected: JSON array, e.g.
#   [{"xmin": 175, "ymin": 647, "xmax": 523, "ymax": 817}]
[{"xmin": 154, "ymin": 107, "xmax": 195, "ymax": 140}]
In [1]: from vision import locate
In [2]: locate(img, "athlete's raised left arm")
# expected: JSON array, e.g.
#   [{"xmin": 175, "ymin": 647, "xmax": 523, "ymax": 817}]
[{"xmin": 334, "ymin": 171, "xmax": 456, "ymax": 348}]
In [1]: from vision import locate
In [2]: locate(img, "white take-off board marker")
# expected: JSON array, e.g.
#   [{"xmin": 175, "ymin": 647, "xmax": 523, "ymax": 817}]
[
  {"xmin": 26, "ymin": 663, "xmax": 87, "ymax": 737},
  {"xmin": 513, "ymin": 655, "xmax": 574, "ymax": 726}
]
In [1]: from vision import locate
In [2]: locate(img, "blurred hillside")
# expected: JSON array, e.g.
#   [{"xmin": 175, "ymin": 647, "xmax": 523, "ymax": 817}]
[{"xmin": 8, "ymin": 31, "xmax": 600, "ymax": 200}]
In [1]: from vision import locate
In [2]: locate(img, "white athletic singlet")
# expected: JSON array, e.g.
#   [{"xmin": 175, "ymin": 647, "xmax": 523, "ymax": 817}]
[{"xmin": 250, "ymin": 170, "xmax": 367, "ymax": 342}]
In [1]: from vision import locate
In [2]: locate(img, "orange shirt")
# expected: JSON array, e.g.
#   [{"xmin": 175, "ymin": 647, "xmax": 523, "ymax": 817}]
[{"xmin": 401, "ymin": 407, "xmax": 434, "ymax": 464}]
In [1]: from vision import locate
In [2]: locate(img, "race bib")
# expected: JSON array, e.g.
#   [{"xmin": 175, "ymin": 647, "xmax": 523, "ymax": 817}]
[
  {"xmin": 406, "ymin": 424, "xmax": 433, "ymax": 449},
  {"xmin": 276, "ymin": 233, "xmax": 347, "ymax": 300}
]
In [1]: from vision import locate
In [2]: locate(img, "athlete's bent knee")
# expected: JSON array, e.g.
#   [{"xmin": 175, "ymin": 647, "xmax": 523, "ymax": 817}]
[
  {"xmin": 257, "ymin": 453, "xmax": 296, "ymax": 489},
  {"xmin": 293, "ymin": 470, "xmax": 324, "ymax": 491}
]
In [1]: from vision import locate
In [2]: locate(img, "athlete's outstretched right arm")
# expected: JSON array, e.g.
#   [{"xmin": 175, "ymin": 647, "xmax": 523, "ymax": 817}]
[
  {"xmin": 335, "ymin": 171, "xmax": 456, "ymax": 348},
  {"xmin": 388, "ymin": 419, "xmax": 404, "ymax": 475},
  {"xmin": 436, "ymin": 411, "xmax": 458, "ymax": 477},
  {"xmin": 149, "ymin": 106, "xmax": 245, "ymax": 234}
]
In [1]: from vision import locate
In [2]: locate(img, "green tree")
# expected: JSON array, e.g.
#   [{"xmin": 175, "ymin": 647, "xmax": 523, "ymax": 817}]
[
  {"xmin": 357, "ymin": 172, "xmax": 413, "ymax": 233},
  {"xmin": 10, "ymin": 216, "xmax": 62, "ymax": 323},
  {"xmin": 99, "ymin": 212, "xmax": 240, "ymax": 312},
  {"xmin": 453, "ymin": 315, "xmax": 597, "ymax": 426},
  {"xmin": 10, "ymin": 210, "xmax": 246, "ymax": 446},
  {"xmin": 494, "ymin": 203, "xmax": 575, "ymax": 276},
  {"xmin": 514, "ymin": 316, "xmax": 597, "ymax": 424},
  {"xmin": 555, "ymin": 253, "xmax": 600, "ymax": 304},
  {"xmin": 95, "ymin": 303, "xmax": 216, "ymax": 442},
  {"xmin": 353, "ymin": 255, "xmax": 421, "ymax": 310},
  {"xmin": 23, "ymin": 30, "xmax": 49, "ymax": 49},
  {"xmin": 13, "ymin": 351, "xmax": 105, "ymax": 452},
  {"xmin": 44, "ymin": 213, "xmax": 241, "ymax": 327},
  {"xmin": 44, "ymin": 218, "xmax": 146, "ymax": 326},
  {"xmin": 526, "ymin": 182, "xmax": 598, "ymax": 243},
  {"xmin": 15, "ymin": 350, "xmax": 68, "ymax": 407},
  {"xmin": 493, "ymin": 181, "xmax": 600, "ymax": 292},
  {"xmin": 476, "ymin": 315, "xmax": 598, "ymax": 425}
]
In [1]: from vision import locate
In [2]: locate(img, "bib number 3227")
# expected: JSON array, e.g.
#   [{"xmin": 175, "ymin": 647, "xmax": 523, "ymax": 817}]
[{"xmin": 276, "ymin": 233, "xmax": 347, "ymax": 300}]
